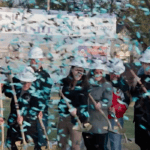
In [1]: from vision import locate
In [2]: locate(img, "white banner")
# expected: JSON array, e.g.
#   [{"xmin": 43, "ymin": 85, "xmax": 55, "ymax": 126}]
[{"xmin": 0, "ymin": 10, "xmax": 116, "ymax": 38}]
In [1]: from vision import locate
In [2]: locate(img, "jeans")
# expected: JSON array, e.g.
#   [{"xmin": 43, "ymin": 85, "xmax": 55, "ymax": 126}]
[
  {"xmin": 37, "ymin": 113, "xmax": 48, "ymax": 148},
  {"xmin": 105, "ymin": 118, "xmax": 124, "ymax": 150}
]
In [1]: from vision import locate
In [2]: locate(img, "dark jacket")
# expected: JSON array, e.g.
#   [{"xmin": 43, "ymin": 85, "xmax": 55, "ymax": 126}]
[
  {"xmin": 130, "ymin": 74, "xmax": 150, "ymax": 128},
  {"xmin": 58, "ymin": 77, "xmax": 90, "ymax": 124},
  {"xmin": 3, "ymin": 77, "xmax": 43, "ymax": 140},
  {"xmin": 32, "ymin": 67, "xmax": 52, "ymax": 115},
  {"xmin": 130, "ymin": 74, "xmax": 150, "ymax": 147}
]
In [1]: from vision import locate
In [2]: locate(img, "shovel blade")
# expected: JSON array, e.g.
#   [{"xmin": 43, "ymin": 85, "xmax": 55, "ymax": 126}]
[
  {"xmin": 72, "ymin": 123, "xmax": 92, "ymax": 132},
  {"xmin": 118, "ymin": 128, "xmax": 126, "ymax": 134},
  {"xmin": 84, "ymin": 123, "xmax": 92, "ymax": 131}
]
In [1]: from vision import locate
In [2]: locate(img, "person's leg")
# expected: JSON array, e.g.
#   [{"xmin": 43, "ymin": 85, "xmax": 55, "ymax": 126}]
[
  {"xmin": 104, "ymin": 133, "xmax": 109, "ymax": 150},
  {"xmin": 82, "ymin": 132, "xmax": 95, "ymax": 150},
  {"xmin": 94, "ymin": 133, "xmax": 108, "ymax": 150},
  {"xmin": 6, "ymin": 124, "xmax": 20, "ymax": 150},
  {"xmin": 69, "ymin": 122, "xmax": 82, "ymax": 150},
  {"xmin": 109, "ymin": 118, "xmax": 124, "ymax": 150},
  {"xmin": 57, "ymin": 117, "xmax": 69, "ymax": 150},
  {"xmin": 37, "ymin": 113, "xmax": 48, "ymax": 147}
]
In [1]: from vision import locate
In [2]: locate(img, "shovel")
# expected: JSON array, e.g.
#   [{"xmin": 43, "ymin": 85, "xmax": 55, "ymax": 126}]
[
  {"xmin": 9, "ymin": 72, "xmax": 28, "ymax": 150},
  {"xmin": 38, "ymin": 117, "xmax": 51, "ymax": 150},
  {"xmin": 60, "ymin": 90, "xmax": 92, "ymax": 132},
  {"xmin": 88, "ymin": 93, "xmax": 122, "ymax": 134},
  {"xmin": 0, "ymin": 83, "xmax": 4, "ymax": 150},
  {"xmin": 113, "ymin": 113, "xmax": 140, "ymax": 150},
  {"xmin": 109, "ymin": 111, "xmax": 126, "ymax": 134}
]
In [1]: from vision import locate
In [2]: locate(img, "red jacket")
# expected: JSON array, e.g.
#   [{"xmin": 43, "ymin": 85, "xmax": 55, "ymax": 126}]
[{"xmin": 108, "ymin": 92, "xmax": 127, "ymax": 119}]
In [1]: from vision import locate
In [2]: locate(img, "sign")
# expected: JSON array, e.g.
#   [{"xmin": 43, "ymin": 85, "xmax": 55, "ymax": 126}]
[
  {"xmin": 78, "ymin": 44, "xmax": 110, "ymax": 61},
  {"xmin": 0, "ymin": 9, "xmax": 116, "ymax": 38}
]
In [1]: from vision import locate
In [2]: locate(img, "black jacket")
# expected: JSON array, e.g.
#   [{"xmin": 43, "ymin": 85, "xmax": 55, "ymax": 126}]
[
  {"xmin": 32, "ymin": 67, "xmax": 52, "ymax": 115},
  {"xmin": 3, "ymin": 77, "xmax": 43, "ymax": 126},
  {"xmin": 130, "ymin": 74, "xmax": 150, "ymax": 129},
  {"xmin": 106, "ymin": 74, "xmax": 130, "ymax": 107},
  {"xmin": 58, "ymin": 77, "xmax": 90, "ymax": 124},
  {"xmin": 2, "ymin": 77, "xmax": 45, "ymax": 143}
]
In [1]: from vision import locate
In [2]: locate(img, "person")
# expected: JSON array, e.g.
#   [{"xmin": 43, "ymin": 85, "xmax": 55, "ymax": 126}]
[
  {"xmin": 57, "ymin": 57, "xmax": 90, "ymax": 150},
  {"xmin": 82, "ymin": 59, "xmax": 113, "ymax": 150},
  {"xmin": 28, "ymin": 47, "xmax": 52, "ymax": 149},
  {"xmin": 105, "ymin": 58, "xmax": 130, "ymax": 150},
  {"xmin": 2, "ymin": 66, "xmax": 43, "ymax": 150},
  {"xmin": 130, "ymin": 46, "xmax": 150, "ymax": 150}
]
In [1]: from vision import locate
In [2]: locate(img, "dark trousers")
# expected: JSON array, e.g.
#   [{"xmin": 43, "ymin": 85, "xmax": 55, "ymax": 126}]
[
  {"xmin": 135, "ymin": 123, "xmax": 150, "ymax": 150},
  {"xmin": 6, "ymin": 120, "xmax": 39, "ymax": 150},
  {"xmin": 82, "ymin": 132, "xmax": 108, "ymax": 150}
]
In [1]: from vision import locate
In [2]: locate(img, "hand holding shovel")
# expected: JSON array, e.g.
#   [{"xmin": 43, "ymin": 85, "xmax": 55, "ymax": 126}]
[
  {"xmin": 60, "ymin": 90, "xmax": 92, "ymax": 132},
  {"xmin": 88, "ymin": 93, "xmax": 122, "ymax": 134},
  {"xmin": 110, "ymin": 111, "xmax": 140, "ymax": 150},
  {"xmin": 9, "ymin": 72, "xmax": 27, "ymax": 150},
  {"xmin": 38, "ymin": 111, "xmax": 51, "ymax": 150},
  {"xmin": 109, "ymin": 107, "xmax": 126, "ymax": 134}
]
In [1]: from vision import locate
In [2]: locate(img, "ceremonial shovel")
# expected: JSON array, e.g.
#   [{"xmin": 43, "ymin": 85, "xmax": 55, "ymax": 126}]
[
  {"xmin": 88, "ymin": 93, "xmax": 122, "ymax": 134},
  {"xmin": 110, "ymin": 112, "xmax": 140, "ymax": 150},
  {"xmin": 60, "ymin": 90, "xmax": 92, "ymax": 132},
  {"xmin": 38, "ymin": 116, "xmax": 51, "ymax": 150}
]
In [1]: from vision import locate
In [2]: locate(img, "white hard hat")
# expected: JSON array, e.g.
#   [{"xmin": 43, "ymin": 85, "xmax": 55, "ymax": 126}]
[
  {"xmin": 69, "ymin": 57, "xmax": 89, "ymax": 69},
  {"xmin": 17, "ymin": 66, "xmax": 36, "ymax": 82},
  {"xmin": 139, "ymin": 47, "xmax": 150, "ymax": 63},
  {"xmin": 28, "ymin": 47, "xmax": 44, "ymax": 59},
  {"xmin": 107, "ymin": 58, "xmax": 125, "ymax": 75},
  {"xmin": 89, "ymin": 59, "xmax": 107, "ymax": 71}
]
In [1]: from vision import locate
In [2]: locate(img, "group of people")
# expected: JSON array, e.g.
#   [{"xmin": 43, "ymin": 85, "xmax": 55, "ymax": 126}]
[{"xmin": 0, "ymin": 45, "xmax": 150, "ymax": 150}]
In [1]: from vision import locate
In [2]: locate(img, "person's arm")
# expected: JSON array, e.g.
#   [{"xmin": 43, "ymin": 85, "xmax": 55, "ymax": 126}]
[{"xmin": 76, "ymin": 90, "xmax": 90, "ymax": 123}]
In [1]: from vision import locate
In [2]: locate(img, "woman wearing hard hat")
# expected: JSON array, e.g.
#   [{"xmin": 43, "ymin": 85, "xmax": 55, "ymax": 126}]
[
  {"xmin": 57, "ymin": 57, "xmax": 90, "ymax": 150},
  {"xmin": 105, "ymin": 58, "xmax": 130, "ymax": 150},
  {"xmin": 2, "ymin": 66, "xmax": 43, "ymax": 150},
  {"xmin": 130, "ymin": 47, "xmax": 150, "ymax": 150},
  {"xmin": 82, "ymin": 59, "xmax": 113, "ymax": 150},
  {"xmin": 28, "ymin": 47, "xmax": 52, "ymax": 149}
]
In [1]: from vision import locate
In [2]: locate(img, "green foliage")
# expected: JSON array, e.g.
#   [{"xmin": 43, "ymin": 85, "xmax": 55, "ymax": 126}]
[{"xmin": 118, "ymin": 0, "xmax": 150, "ymax": 48}]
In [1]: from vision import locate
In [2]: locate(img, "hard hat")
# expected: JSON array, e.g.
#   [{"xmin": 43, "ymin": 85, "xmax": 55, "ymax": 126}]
[
  {"xmin": 89, "ymin": 59, "xmax": 107, "ymax": 71},
  {"xmin": 139, "ymin": 47, "xmax": 150, "ymax": 63},
  {"xmin": 28, "ymin": 47, "xmax": 44, "ymax": 59},
  {"xmin": 69, "ymin": 57, "xmax": 89, "ymax": 69},
  {"xmin": 107, "ymin": 58, "xmax": 125, "ymax": 75},
  {"xmin": 17, "ymin": 66, "xmax": 36, "ymax": 82}
]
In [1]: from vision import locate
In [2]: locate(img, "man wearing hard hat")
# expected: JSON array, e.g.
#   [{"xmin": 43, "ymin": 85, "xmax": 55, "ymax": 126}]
[
  {"xmin": 2, "ymin": 66, "xmax": 44, "ymax": 150},
  {"xmin": 131, "ymin": 47, "xmax": 150, "ymax": 150},
  {"xmin": 28, "ymin": 47, "xmax": 52, "ymax": 149}
]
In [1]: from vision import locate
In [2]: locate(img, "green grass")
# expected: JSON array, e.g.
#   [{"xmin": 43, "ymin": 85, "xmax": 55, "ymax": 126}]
[
  {"xmin": 0, "ymin": 97, "xmax": 135, "ymax": 143},
  {"xmin": 124, "ymin": 106, "xmax": 134, "ymax": 139}
]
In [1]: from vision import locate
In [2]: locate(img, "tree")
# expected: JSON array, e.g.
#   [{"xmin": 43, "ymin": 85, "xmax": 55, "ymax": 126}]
[{"xmin": 117, "ymin": 0, "xmax": 150, "ymax": 49}]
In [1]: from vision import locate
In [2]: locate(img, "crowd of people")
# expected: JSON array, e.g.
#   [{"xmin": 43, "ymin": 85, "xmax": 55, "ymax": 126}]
[{"xmin": 0, "ymin": 46, "xmax": 150, "ymax": 150}]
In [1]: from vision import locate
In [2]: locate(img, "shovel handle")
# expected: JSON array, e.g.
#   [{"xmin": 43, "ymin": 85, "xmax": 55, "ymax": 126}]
[
  {"xmin": 60, "ymin": 90, "xmax": 83, "ymax": 129},
  {"xmin": 111, "ymin": 112, "xmax": 129, "ymax": 143},
  {"xmin": 0, "ymin": 83, "xmax": 4, "ymax": 150},
  {"xmin": 9, "ymin": 72, "xmax": 27, "ymax": 149},
  {"xmin": 38, "ymin": 118, "xmax": 51, "ymax": 150},
  {"xmin": 130, "ymin": 69, "xmax": 149, "ymax": 96},
  {"xmin": 88, "ymin": 94, "xmax": 113, "ymax": 130}
]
